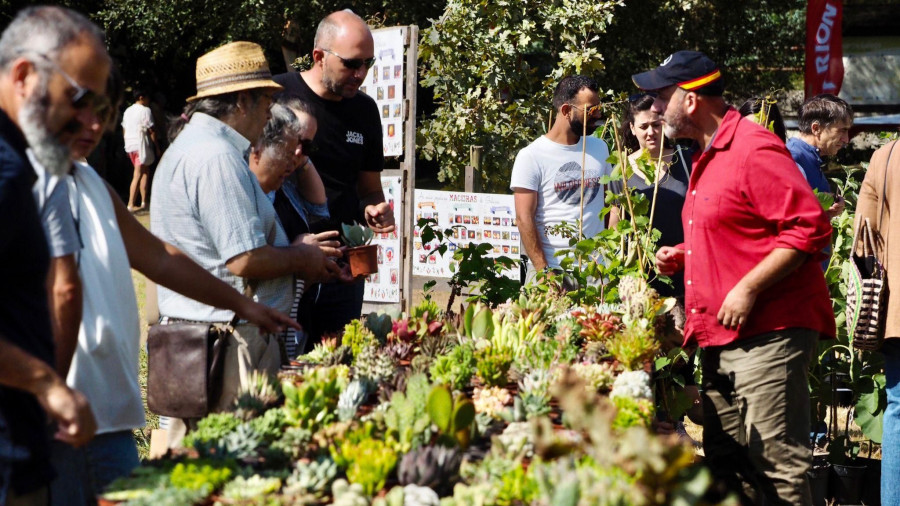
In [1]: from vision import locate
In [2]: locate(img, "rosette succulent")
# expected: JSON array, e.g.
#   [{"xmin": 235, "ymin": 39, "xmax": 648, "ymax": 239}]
[
  {"xmin": 397, "ymin": 445, "xmax": 462, "ymax": 495},
  {"xmin": 610, "ymin": 370, "xmax": 653, "ymax": 401},
  {"xmin": 473, "ymin": 386, "xmax": 512, "ymax": 418}
]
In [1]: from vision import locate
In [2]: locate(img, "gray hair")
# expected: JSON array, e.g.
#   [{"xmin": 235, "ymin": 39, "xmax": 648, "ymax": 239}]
[
  {"xmin": 798, "ymin": 94, "xmax": 853, "ymax": 134},
  {"xmin": 276, "ymin": 96, "xmax": 315, "ymax": 131},
  {"xmin": 169, "ymin": 89, "xmax": 267, "ymax": 142},
  {"xmin": 256, "ymin": 102, "xmax": 301, "ymax": 155},
  {"xmin": 0, "ymin": 6, "xmax": 106, "ymax": 70}
]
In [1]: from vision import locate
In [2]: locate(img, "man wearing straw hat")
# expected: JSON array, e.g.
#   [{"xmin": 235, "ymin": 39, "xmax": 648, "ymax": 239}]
[
  {"xmin": 639, "ymin": 50, "xmax": 834, "ymax": 504},
  {"xmin": 274, "ymin": 10, "xmax": 395, "ymax": 348},
  {"xmin": 151, "ymin": 41, "xmax": 343, "ymax": 446},
  {"xmin": 510, "ymin": 75, "xmax": 611, "ymax": 283}
]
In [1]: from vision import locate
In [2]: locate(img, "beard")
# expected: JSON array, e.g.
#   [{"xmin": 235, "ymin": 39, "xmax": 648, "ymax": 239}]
[
  {"xmin": 321, "ymin": 62, "xmax": 360, "ymax": 99},
  {"xmin": 663, "ymin": 102, "xmax": 695, "ymax": 140},
  {"xmin": 19, "ymin": 80, "xmax": 72, "ymax": 177},
  {"xmin": 570, "ymin": 117, "xmax": 599, "ymax": 138}
]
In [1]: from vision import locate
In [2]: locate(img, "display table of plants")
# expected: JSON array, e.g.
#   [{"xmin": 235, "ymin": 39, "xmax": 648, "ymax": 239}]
[{"xmin": 102, "ymin": 275, "xmax": 714, "ymax": 505}]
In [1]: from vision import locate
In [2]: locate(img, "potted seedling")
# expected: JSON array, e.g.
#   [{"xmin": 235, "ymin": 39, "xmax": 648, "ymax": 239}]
[{"xmin": 341, "ymin": 221, "xmax": 377, "ymax": 277}]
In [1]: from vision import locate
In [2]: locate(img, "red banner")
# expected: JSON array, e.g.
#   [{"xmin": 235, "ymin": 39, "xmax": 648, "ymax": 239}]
[{"xmin": 805, "ymin": 0, "xmax": 843, "ymax": 98}]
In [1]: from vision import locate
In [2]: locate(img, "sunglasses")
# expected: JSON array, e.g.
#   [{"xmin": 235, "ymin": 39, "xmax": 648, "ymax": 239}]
[
  {"xmin": 36, "ymin": 54, "xmax": 112, "ymax": 119},
  {"xmin": 321, "ymin": 49, "xmax": 376, "ymax": 71},
  {"xmin": 570, "ymin": 103, "xmax": 603, "ymax": 116},
  {"xmin": 299, "ymin": 138, "xmax": 317, "ymax": 154},
  {"xmin": 628, "ymin": 91, "xmax": 659, "ymax": 103}
]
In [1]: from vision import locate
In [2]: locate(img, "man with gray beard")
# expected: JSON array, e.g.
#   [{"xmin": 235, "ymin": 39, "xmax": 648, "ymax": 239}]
[{"xmin": 0, "ymin": 6, "xmax": 107, "ymax": 504}]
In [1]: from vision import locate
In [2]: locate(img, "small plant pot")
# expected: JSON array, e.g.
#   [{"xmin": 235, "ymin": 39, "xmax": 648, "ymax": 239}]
[
  {"xmin": 807, "ymin": 460, "xmax": 830, "ymax": 506},
  {"xmin": 830, "ymin": 462, "xmax": 866, "ymax": 504},
  {"xmin": 346, "ymin": 244, "xmax": 378, "ymax": 277}
]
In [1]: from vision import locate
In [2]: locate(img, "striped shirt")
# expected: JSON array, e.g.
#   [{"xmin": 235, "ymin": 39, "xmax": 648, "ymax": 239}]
[{"xmin": 150, "ymin": 113, "xmax": 293, "ymax": 321}]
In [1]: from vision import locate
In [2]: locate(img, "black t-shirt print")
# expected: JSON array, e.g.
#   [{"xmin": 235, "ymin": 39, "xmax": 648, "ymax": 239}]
[{"xmin": 273, "ymin": 72, "xmax": 384, "ymax": 230}]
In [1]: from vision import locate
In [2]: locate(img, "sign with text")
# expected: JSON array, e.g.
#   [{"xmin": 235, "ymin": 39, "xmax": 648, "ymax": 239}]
[
  {"xmin": 412, "ymin": 189, "xmax": 522, "ymax": 280},
  {"xmin": 805, "ymin": 0, "xmax": 844, "ymax": 98},
  {"xmin": 360, "ymin": 27, "xmax": 405, "ymax": 157},
  {"xmin": 363, "ymin": 176, "xmax": 403, "ymax": 302}
]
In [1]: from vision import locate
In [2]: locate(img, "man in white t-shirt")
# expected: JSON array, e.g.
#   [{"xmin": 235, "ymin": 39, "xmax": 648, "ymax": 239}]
[
  {"xmin": 510, "ymin": 75, "xmax": 612, "ymax": 279},
  {"xmin": 121, "ymin": 89, "xmax": 158, "ymax": 211}
]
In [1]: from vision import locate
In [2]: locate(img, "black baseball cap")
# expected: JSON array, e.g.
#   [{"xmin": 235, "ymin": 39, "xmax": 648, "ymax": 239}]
[{"xmin": 632, "ymin": 51, "xmax": 724, "ymax": 96}]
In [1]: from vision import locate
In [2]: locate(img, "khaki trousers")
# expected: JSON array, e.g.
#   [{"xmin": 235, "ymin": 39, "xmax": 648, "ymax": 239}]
[
  {"xmin": 701, "ymin": 328, "xmax": 817, "ymax": 506},
  {"xmin": 167, "ymin": 323, "xmax": 281, "ymax": 448}
]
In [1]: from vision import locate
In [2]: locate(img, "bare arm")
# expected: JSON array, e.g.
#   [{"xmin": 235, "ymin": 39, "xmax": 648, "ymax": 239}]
[
  {"xmin": 0, "ymin": 337, "xmax": 95, "ymax": 447},
  {"xmin": 608, "ymin": 205, "xmax": 621, "ymax": 230},
  {"xmin": 296, "ymin": 159, "xmax": 327, "ymax": 205},
  {"xmin": 513, "ymin": 188, "xmax": 548, "ymax": 271},
  {"xmin": 717, "ymin": 247, "xmax": 808, "ymax": 329},
  {"xmin": 357, "ymin": 171, "xmax": 395, "ymax": 233},
  {"xmin": 108, "ymin": 185, "xmax": 301, "ymax": 333},
  {"xmin": 46, "ymin": 255, "xmax": 82, "ymax": 378}
]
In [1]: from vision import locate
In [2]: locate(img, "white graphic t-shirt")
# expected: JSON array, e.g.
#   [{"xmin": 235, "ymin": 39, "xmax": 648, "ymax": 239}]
[{"xmin": 510, "ymin": 135, "xmax": 612, "ymax": 268}]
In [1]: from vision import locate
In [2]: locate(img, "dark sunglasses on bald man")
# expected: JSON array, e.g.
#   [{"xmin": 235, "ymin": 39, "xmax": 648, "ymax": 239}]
[
  {"xmin": 35, "ymin": 53, "xmax": 112, "ymax": 118},
  {"xmin": 321, "ymin": 49, "xmax": 376, "ymax": 71}
]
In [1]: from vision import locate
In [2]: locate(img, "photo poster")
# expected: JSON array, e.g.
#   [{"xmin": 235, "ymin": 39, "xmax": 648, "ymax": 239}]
[
  {"xmin": 359, "ymin": 27, "xmax": 405, "ymax": 157},
  {"xmin": 412, "ymin": 189, "xmax": 523, "ymax": 281},
  {"xmin": 364, "ymin": 176, "xmax": 403, "ymax": 303}
]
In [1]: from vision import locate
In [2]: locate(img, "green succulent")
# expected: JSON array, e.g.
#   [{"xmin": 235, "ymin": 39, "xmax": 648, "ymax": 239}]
[
  {"xmin": 284, "ymin": 456, "xmax": 338, "ymax": 499},
  {"xmin": 323, "ymin": 345, "xmax": 354, "ymax": 367},
  {"xmin": 355, "ymin": 346, "xmax": 397, "ymax": 384},
  {"xmin": 425, "ymin": 385, "xmax": 475, "ymax": 448},
  {"xmin": 342, "ymin": 320, "xmax": 378, "ymax": 359},
  {"xmin": 220, "ymin": 474, "xmax": 282, "ymax": 501},
  {"xmin": 299, "ymin": 341, "xmax": 336, "ymax": 364},
  {"xmin": 383, "ymin": 373, "xmax": 433, "ymax": 453},
  {"xmin": 474, "ymin": 346, "xmax": 512, "ymax": 388},
  {"xmin": 270, "ymin": 426, "xmax": 313, "ymax": 460},
  {"xmin": 429, "ymin": 345, "xmax": 475, "ymax": 391},
  {"xmin": 119, "ymin": 485, "xmax": 207, "ymax": 506},
  {"xmin": 169, "ymin": 459, "xmax": 234, "ymax": 492},
  {"xmin": 332, "ymin": 438, "xmax": 397, "ymax": 497},
  {"xmin": 182, "ymin": 412, "xmax": 241, "ymax": 449},
  {"xmin": 341, "ymin": 221, "xmax": 375, "ymax": 247},
  {"xmin": 248, "ymin": 407, "xmax": 289, "ymax": 443},
  {"xmin": 365, "ymin": 311, "xmax": 393, "ymax": 343},
  {"xmin": 338, "ymin": 379, "xmax": 371, "ymax": 422},
  {"xmin": 232, "ymin": 370, "xmax": 281, "ymax": 420},
  {"xmin": 331, "ymin": 479, "xmax": 370, "ymax": 506},
  {"xmin": 281, "ymin": 366, "xmax": 347, "ymax": 431},
  {"xmin": 221, "ymin": 423, "xmax": 263, "ymax": 459}
]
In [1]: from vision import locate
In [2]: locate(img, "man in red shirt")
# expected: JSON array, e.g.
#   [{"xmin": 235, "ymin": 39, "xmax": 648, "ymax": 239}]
[{"xmin": 634, "ymin": 51, "xmax": 835, "ymax": 504}]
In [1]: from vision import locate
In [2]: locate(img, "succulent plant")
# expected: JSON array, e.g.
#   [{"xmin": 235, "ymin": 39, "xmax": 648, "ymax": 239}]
[
  {"xmin": 474, "ymin": 346, "xmax": 512, "ymax": 388},
  {"xmin": 390, "ymin": 315, "xmax": 444, "ymax": 345},
  {"xmin": 425, "ymin": 384, "xmax": 476, "ymax": 448},
  {"xmin": 169, "ymin": 459, "xmax": 234, "ymax": 492},
  {"xmin": 581, "ymin": 340, "xmax": 610, "ymax": 363},
  {"xmin": 332, "ymin": 438, "xmax": 398, "ymax": 497},
  {"xmin": 284, "ymin": 456, "xmax": 338, "ymax": 499},
  {"xmin": 338, "ymin": 379, "xmax": 371, "ymax": 422},
  {"xmin": 397, "ymin": 445, "xmax": 462, "ymax": 495},
  {"xmin": 572, "ymin": 307, "xmax": 623, "ymax": 342},
  {"xmin": 341, "ymin": 221, "xmax": 375, "ymax": 247},
  {"xmin": 342, "ymin": 320, "xmax": 378, "ymax": 359},
  {"xmin": 383, "ymin": 374, "xmax": 432, "ymax": 453},
  {"xmin": 495, "ymin": 421, "xmax": 534, "ymax": 458},
  {"xmin": 383, "ymin": 340, "xmax": 414, "ymax": 362},
  {"xmin": 220, "ymin": 474, "xmax": 282, "ymax": 501},
  {"xmin": 355, "ymin": 346, "xmax": 397, "ymax": 384},
  {"xmin": 410, "ymin": 354, "xmax": 433, "ymax": 374},
  {"xmin": 472, "ymin": 386, "xmax": 512, "ymax": 418},
  {"xmin": 429, "ymin": 344, "xmax": 475, "ymax": 391},
  {"xmin": 610, "ymin": 369, "xmax": 653, "ymax": 401},
  {"xmin": 182, "ymin": 412, "xmax": 241, "ymax": 449},
  {"xmin": 572, "ymin": 362, "xmax": 618, "ymax": 393},
  {"xmin": 377, "ymin": 371, "xmax": 408, "ymax": 404},
  {"xmin": 221, "ymin": 422, "xmax": 263, "ymax": 459},
  {"xmin": 248, "ymin": 406, "xmax": 289, "ymax": 443},
  {"xmin": 323, "ymin": 345, "xmax": 354, "ymax": 367},
  {"xmin": 365, "ymin": 311, "xmax": 393, "ymax": 343},
  {"xmin": 232, "ymin": 370, "xmax": 281, "ymax": 420},
  {"xmin": 281, "ymin": 366, "xmax": 348, "ymax": 431},
  {"xmin": 331, "ymin": 479, "xmax": 370, "ymax": 506},
  {"xmin": 270, "ymin": 426, "xmax": 312, "ymax": 460}
]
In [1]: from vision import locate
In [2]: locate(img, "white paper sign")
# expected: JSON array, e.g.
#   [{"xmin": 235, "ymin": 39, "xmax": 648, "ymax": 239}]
[
  {"xmin": 360, "ymin": 27, "xmax": 405, "ymax": 157},
  {"xmin": 363, "ymin": 176, "xmax": 403, "ymax": 302},
  {"xmin": 412, "ymin": 189, "xmax": 522, "ymax": 280}
]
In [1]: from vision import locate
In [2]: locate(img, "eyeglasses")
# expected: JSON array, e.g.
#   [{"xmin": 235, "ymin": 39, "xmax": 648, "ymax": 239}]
[
  {"xmin": 570, "ymin": 103, "xmax": 603, "ymax": 116},
  {"xmin": 628, "ymin": 91, "xmax": 659, "ymax": 103},
  {"xmin": 35, "ymin": 54, "xmax": 112, "ymax": 119},
  {"xmin": 299, "ymin": 138, "xmax": 317, "ymax": 154},
  {"xmin": 321, "ymin": 49, "xmax": 376, "ymax": 71}
]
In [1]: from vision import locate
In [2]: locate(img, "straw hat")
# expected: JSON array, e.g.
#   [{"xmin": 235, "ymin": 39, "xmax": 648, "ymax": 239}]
[{"xmin": 187, "ymin": 41, "xmax": 283, "ymax": 102}]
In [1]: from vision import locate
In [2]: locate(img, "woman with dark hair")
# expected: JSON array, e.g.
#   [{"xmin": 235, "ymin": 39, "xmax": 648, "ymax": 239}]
[
  {"xmin": 609, "ymin": 93, "xmax": 691, "ymax": 298},
  {"xmin": 739, "ymin": 97, "xmax": 787, "ymax": 144}
]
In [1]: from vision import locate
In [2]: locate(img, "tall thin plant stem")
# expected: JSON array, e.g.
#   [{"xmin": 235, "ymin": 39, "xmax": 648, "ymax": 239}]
[
  {"xmin": 611, "ymin": 119, "xmax": 644, "ymax": 275},
  {"xmin": 647, "ymin": 128, "xmax": 667, "ymax": 234}
]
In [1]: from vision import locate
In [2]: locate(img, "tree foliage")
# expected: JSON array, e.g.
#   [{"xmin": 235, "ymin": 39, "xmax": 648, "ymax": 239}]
[
  {"xmin": 418, "ymin": 0, "xmax": 622, "ymax": 191},
  {"xmin": 418, "ymin": 0, "xmax": 805, "ymax": 190}
]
